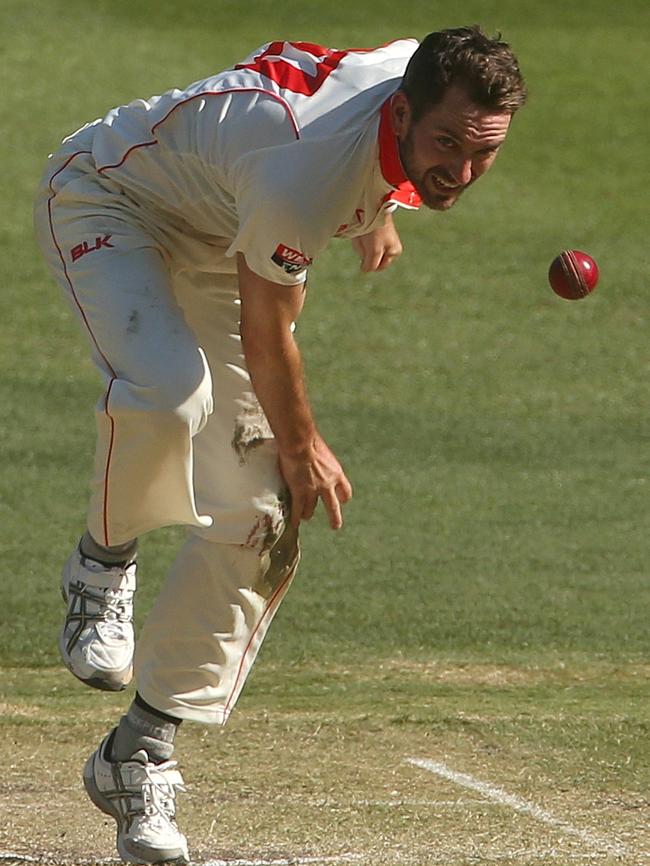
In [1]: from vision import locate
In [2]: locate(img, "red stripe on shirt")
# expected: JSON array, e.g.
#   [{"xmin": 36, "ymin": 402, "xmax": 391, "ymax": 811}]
[{"xmin": 96, "ymin": 87, "xmax": 300, "ymax": 175}]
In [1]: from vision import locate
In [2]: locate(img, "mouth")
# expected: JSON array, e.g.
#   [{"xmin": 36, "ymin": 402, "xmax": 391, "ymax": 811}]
[{"xmin": 429, "ymin": 172, "xmax": 463, "ymax": 195}]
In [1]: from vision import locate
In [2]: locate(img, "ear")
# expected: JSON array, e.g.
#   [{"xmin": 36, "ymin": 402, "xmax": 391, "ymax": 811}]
[{"xmin": 390, "ymin": 90, "xmax": 412, "ymax": 139}]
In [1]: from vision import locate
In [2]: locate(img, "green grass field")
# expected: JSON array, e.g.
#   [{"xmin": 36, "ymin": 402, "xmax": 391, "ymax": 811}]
[{"xmin": 2, "ymin": 1, "xmax": 650, "ymax": 863}]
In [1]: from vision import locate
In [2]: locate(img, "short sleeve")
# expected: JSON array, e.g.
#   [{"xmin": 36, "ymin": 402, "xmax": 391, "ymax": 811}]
[
  {"xmin": 227, "ymin": 129, "xmax": 373, "ymax": 284},
  {"xmin": 226, "ymin": 141, "xmax": 327, "ymax": 285}
]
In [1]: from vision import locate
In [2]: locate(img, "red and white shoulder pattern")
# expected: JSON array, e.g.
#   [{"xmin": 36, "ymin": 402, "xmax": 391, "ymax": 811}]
[{"xmin": 60, "ymin": 39, "xmax": 422, "ymax": 284}]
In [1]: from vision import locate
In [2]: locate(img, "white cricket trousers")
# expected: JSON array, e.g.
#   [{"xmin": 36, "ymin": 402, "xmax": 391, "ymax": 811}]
[{"xmin": 34, "ymin": 137, "xmax": 300, "ymax": 724}]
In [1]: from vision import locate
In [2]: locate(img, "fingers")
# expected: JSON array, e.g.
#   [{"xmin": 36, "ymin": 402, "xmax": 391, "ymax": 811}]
[
  {"xmin": 279, "ymin": 443, "xmax": 352, "ymax": 531},
  {"xmin": 360, "ymin": 244, "xmax": 403, "ymax": 273},
  {"xmin": 322, "ymin": 477, "xmax": 353, "ymax": 529},
  {"xmin": 322, "ymin": 487, "xmax": 343, "ymax": 530},
  {"xmin": 360, "ymin": 247, "xmax": 384, "ymax": 273},
  {"xmin": 289, "ymin": 489, "xmax": 317, "ymax": 528},
  {"xmin": 301, "ymin": 493, "xmax": 318, "ymax": 522},
  {"xmin": 289, "ymin": 477, "xmax": 353, "ymax": 530},
  {"xmin": 353, "ymin": 236, "xmax": 392, "ymax": 273},
  {"xmin": 336, "ymin": 476, "xmax": 353, "ymax": 504},
  {"xmin": 320, "ymin": 474, "xmax": 354, "ymax": 530},
  {"xmin": 377, "ymin": 243, "xmax": 403, "ymax": 270},
  {"xmin": 353, "ymin": 218, "xmax": 403, "ymax": 273},
  {"xmin": 322, "ymin": 477, "xmax": 353, "ymax": 530}
]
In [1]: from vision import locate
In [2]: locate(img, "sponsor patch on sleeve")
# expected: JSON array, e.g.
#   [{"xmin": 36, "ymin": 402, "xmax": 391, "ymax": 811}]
[{"xmin": 271, "ymin": 243, "xmax": 313, "ymax": 275}]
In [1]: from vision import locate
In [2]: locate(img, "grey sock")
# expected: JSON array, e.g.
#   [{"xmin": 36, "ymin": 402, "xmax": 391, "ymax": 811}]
[
  {"xmin": 111, "ymin": 699, "xmax": 180, "ymax": 764},
  {"xmin": 80, "ymin": 531, "xmax": 138, "ymax": 566}
]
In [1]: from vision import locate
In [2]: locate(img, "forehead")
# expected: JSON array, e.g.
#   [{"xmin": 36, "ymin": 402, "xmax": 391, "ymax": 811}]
[{"xmin": 418, "ymin": 85, "xmax": 512, "ymax": 145}]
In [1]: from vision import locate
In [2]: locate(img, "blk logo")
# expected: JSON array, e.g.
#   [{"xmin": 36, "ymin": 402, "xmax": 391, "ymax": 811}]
[{"xmin": 70, "ymin": 234, "xmax": 114, "ymax": 262}]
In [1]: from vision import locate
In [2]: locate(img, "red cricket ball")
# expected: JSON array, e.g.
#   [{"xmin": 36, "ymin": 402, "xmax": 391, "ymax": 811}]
[{"xmin": 548, "ymin": 250, "xmax": 599, "ymax": 300}]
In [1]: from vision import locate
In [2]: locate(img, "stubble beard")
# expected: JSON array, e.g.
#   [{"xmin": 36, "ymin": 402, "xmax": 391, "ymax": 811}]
[{"xmin": 397, "ymin": 133, "xmax": 463, "ymax": 212}]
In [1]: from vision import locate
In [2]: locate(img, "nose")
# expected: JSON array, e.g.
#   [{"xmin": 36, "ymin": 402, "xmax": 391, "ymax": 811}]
[{"xmin": 450, "ymin": 157, "xmax": 473, "ymax": 186}]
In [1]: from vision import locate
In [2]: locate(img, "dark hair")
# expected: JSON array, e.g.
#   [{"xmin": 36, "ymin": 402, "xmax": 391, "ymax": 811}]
[{"xmin": 401, "ymin": 26, "xmax": 527, "ymax": 119}]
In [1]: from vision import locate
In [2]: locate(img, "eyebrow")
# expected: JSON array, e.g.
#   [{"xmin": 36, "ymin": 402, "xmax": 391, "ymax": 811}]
[{"xmin": 437, "ymin": 126, "xmax": 505, "ymax": 152}]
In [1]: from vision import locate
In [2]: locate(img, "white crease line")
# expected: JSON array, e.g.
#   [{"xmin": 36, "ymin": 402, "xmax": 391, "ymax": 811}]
[
  {"xmin": 203, "ymin": 855, "xmax": 363, "ymax": 866},
  {"xmin": 0, "ymin": 854, "xmax": 362, "ymax": 866},
  {"xmin": 352, "ymin": 797, "xmax": 486, "ymax": 807},
  {"xmin": 7, "ymin": 851, "xmax": 650, "ymax": 866},
  {"xmin": 0, "ymin": 858, "xmax": 118, "ymax": 865},
  {"xmin": 0, "ymin": 858, "xmax": 38, "ymax": 864},
  {"xmin": 406, "ymin": 757, "xmax": 627, "ymax": 857},
  {"xmin": 388, "ymin": 851, "xmax": 642, "ymax": 865},
  {"xmin": 0, "ymin": 858, "xmax": 122, "ymax": 865}
]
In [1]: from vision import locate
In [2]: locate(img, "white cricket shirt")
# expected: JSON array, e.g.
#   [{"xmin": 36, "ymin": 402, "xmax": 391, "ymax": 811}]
[{"xmin": 73, "ymin": 39, "xmax": 423, "ymax": 284}]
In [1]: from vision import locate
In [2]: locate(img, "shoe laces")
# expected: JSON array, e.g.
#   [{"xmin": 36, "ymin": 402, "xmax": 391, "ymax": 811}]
[
  {"xmin": 101, "ymin": 584, "xmax": 134, "ymax": 624},
  {"xmin": 137, "ymin": 760, "xmax": 186, "ymax": 825},
  {"xmin": 91, "ymin": 581, "xmax": 134, "ymax": 642},
  {"xmin": 77, "ymin": 561, "xmax": 135, "ymax": 625}
]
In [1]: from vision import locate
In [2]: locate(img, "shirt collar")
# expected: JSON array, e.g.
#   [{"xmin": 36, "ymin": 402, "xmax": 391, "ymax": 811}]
[{"xmin": 378, "ymin": 97, "xmax": 422, "ymax": 209}]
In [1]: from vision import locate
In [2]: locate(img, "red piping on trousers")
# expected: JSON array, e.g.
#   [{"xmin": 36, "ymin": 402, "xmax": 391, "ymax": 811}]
[
  {"xmin": 96, "ymin": 86, "xmax": 301, "ymax": 176},
  {"xmin": 102, "ymin": 379, "xmax": 117, "ymax": 547},
  {"xmin": 223, "ymin": 565, "xmax": 295, "ymax": 719},
  {"xmin": 46, "ymin": 151, "xmax": 118, "ymax": 546}
]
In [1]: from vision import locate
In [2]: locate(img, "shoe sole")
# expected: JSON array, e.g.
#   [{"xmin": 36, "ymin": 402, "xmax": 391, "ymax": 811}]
[
  {"xmin": 83, "ymin": 755, "xmax": 189, "ymax": 865},
  {"xmin": 59, "ymin": 585, "xmax": 133, "ymax": 692}
]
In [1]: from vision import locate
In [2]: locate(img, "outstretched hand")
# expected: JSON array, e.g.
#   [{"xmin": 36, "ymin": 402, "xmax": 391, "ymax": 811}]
[
  {"xmin": 278, "ymin": 434, "xmax": 353, "ymax": 530},
  {"xmin": 351, "ymin": 212, "xmax": 403, "ymax": 272}
]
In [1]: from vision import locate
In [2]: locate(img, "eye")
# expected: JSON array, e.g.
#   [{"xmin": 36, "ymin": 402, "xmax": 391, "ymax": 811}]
[{"xmin": 437, "ymin": 136, "xmax": 457, "ymax": 150}]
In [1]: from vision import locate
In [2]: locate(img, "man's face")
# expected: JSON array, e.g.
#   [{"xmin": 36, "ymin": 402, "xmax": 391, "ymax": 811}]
[{"xmin": 391, "ymin": 85, "xmax": 513, "ymax": 211}]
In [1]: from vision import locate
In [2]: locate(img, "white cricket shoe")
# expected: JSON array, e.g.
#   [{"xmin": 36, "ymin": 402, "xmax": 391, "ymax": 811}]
[
  {"xmin": 83, "ymin": 732, "xmax": 189, "ymax": 865},
  {"xmin": 59, "ymin": 548, "xmax": 136, "ymax": 691}
]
